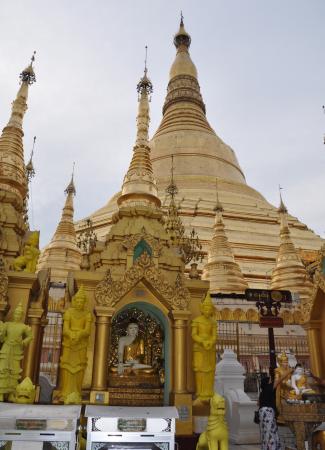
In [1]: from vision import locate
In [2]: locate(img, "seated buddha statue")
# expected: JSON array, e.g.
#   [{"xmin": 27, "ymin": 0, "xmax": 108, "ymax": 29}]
[
  {"xmin": 113, "ymin": 322, "xmax": 154, "ymax": 375},
  {"xmin": 289, "ymin": 364, "xmax": 315, "ymax": 400}
]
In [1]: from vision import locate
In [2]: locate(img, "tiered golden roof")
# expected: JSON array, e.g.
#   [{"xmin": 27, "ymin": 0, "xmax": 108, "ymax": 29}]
[
  {"xmin": 37, "ymin": 174, "xmax": 81, "ymax": 281},
  {"xmin": 271, "ymin": 197, "xmax": 313, "ymax": 302},
  {"xmin": 203, "ymin": 192, "xmax": 247, "ymax": 293},
  {"xmin": 0, "ymin": 54, "xmax": 36, "ymax": 262}
]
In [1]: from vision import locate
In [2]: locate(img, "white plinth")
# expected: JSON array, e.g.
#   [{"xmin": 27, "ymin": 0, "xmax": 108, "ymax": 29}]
[
  {"xmin": 0, "ymin": 403, "xmax": 81, "ymax": 450},
  {"xmin": 85, "ymin": 405, "xmax": 178, "ymax": 450},
  {"xmin": 215, "ymin": 349, "xmax": 260, "ymax": 445}
]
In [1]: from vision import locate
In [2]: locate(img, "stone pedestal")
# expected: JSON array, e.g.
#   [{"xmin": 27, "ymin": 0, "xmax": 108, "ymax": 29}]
[{"xmin": 215, "ymin": 349, "xmax": 260, "ymax": 444}]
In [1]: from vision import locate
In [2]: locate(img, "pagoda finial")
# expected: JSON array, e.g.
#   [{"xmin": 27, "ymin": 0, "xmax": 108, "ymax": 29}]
[
  {"xmin": 19, "ymin": 51, "xmax": 36, "ymax": 86},
  {"xmin": 278, "ymin": 185, "xmax": 287, "ymax": 214},
  {"xmin": 65, "ymin": 163, "xmax": 76, "ymax": 196},
  {"xmin": 166, "ymin": 155, "xmax": 178, "ymax": 198},
  {"xmin": 174, "ymin": 12, "xmax": 191, "ymax": 49},
  {"xmin": 26, "ymin": 136, "xmax": 36, "ymax": 183},
  {"xmin": 137, "ymin": 46, "xmax": 153, "ymax": 97},
  {"xmin": 214, "ymin": 178, "xmax": 223, "ymax": 214},
  {"xmin": 144, "ymin": 45, "xmax": 148, "ymax": 72},
  {"xmin": 180, "ymin": 11, "xmax": 184, "ymax": 26}
]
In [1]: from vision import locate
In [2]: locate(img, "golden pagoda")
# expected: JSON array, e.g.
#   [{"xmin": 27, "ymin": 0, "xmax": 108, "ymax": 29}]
[
  {"xmin": 0, "ymin": 54, "xmax": 36, "ymax": 264},
  {"xmin": 79, "ymin": 18, "xmax": 323, "ymax": 289},
  {"xmin": 203, "ymin": 191, "xmax": 248, "ymax": 294},
  {"xmin": 0, "ymin": 19, "xmax": 324, "ymax": 443},
  {"xmin": 37, "ymin": 173, "xmax": 81, "ymax": 282},
  {"xmin": 271, "ymin": 195, "xmax": 313, "ymax": 303}
]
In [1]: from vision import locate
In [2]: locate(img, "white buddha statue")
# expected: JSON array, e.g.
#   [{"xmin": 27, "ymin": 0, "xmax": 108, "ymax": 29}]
[
  {"xmin": 116, "ymin": 322, "xmax": 153, "ymax": 375},
  {"xmin": 289, "ymin": 364, "xmax": 315, "ymax": 399}
]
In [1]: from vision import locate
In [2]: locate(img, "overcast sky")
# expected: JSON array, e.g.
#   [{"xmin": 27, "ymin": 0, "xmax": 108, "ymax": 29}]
[{"xmin": 0, "ymin": 0, "xmax": 324, "ymax": 247}]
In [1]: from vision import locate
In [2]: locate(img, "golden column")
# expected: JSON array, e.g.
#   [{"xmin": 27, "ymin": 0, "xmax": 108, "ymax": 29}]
[
  {"xmin": 170, "ymin": 309, "xmax": 193, "ymax": 435},
  {"xmin": 171, "ymin": 310, "xmax": 191, "ymax": 393},
  {"xmin": 90, "ymin": 306, "xmax": 115, "ymax": 404},
  {"xmin": 304, "ymin": 320, "xmax": 324, "ymax": 377},
  {"xmin": 22, "ymin": 306, "xmax": 45, "ymax": 383}
]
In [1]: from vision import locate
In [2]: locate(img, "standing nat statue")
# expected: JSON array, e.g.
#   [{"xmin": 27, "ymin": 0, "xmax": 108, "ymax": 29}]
[
  {"xmin": 191, "ymin": 292, "xmax": 217, "ymax": 403},
  {"xmin": 0, "ymin": 302, "xmax": 33, "ymax": 401},
  {"xmin": 58, "ymin": 285, "xmax": 92, "ymax": 404}
]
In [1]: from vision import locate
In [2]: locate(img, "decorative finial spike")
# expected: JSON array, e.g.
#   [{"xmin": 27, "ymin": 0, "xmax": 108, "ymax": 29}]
[
  {"xmin": 137, "ymin": 49, "xmax": 153, "ymax": 96},
  {"xmin": 144, "ymin": 45, "xmax": 148, "ymax": 73},
  {"xmin": 278, "ymin": 185, "xmax": 288, "ymax": 214},
  {"xmin": 26, "ymin": 136, "xmax": 36, "ymax": 182},
  {"xmin": 174, "ymin": 12, "xmax": 191, "ymax": 49},
  {"xmin": 166, "ymin": 155, "xmax": 178, "ymax": 198},
  {"xmin": 214, "ymin": 178, "xmax": 223, "ymax": 213},
  {"xmin": 20, "ymin": 52, "xmax": 36, "ymax": 85},
  {"xmin": 31, "ymin": 51, "xmax": 36, "ymax": 66},
  {"xmin": 65, "ymin": 164, "xmax": 76, "ymax": 196}
]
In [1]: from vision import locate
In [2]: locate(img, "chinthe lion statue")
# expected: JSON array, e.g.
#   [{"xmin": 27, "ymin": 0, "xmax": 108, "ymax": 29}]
[{"xmin": 196, "ymin": 392, "xmax": 229, "ymax": 450}]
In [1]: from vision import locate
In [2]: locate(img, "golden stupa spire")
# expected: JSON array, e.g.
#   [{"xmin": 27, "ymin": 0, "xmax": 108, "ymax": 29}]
[
  {"xmin": 153, "ymin": 16, "xmax": 214, "ymax": 138},
  {"xmin": 203, "ymin": 181, "xmax": 248, "ymax": 293},
  {"xmin": 37, "ymin": 166, "xmax": 81, "ymax": 281},
  {"xmin": 0, "ymin": 53, "xmax": 36, "ymax": 198},
  {"xmin": 171, "ymin": 12, "xmax": 195, "ymax": 79},
  {"xmin": 118, "ymin": 51, "xmax": 160, "ymax": 208},
  {"xmin": 271, "ymin": 193, "xmax": 313, "ymax": 302},
  {"xmin": 7, "ymin": 52, "xmax": 36, "ymax": 130},
  {"xmin": 0, "ymin": 53, "xmax": 36, "ymax": 262}
]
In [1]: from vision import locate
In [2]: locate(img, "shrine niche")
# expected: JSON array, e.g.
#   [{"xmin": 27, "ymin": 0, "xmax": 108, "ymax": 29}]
[
  {"xmin": 87, "ymin": 251, "xmax": 194, "ymax": 411},
  {"xmin": 107, "ymin": 306, "xmax": 165, "ymax": 406}
]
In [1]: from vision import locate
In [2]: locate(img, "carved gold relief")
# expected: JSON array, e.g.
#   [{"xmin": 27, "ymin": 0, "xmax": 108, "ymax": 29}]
[
  {"xmin": 122, "ymin": 226, "xmax": 163, "ymax": 258},
  {"xmin": 300, "ymin": 268, "xmax": 325, "ymax": 323},
  {"xmin": 95, "ymin": 252, "xmax": 190, "ymax": 310}
]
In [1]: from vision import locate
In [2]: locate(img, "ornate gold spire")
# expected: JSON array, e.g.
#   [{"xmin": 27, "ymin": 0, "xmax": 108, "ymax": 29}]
[
  {"xmin": 118, "ymin": 59, "xmax": 160, "ymax": 208},
  {"xmin": 203, "ymin": 184, "xmax": 248, "ymax": 293},
  {"xmin": 153, "ymin": 17, "xmax": 214, "ymax": 137},
  {"xmin": 170, "ymin": 13, "xmax": 196, "ymax": 79},
  {"xmin": 7, "ymin": 52, "xmax": 36, "ymax": 130},
  {"xmin": 0, "ymin": 53, "xmax": 36, "ymax": 261},
  {"xmin": 271, "ymin": 195, "xmax": 313, "ymax": 302},
  {"xmin": 37, "ymin": 170, "xmax": 81, "ymax": 281}
]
